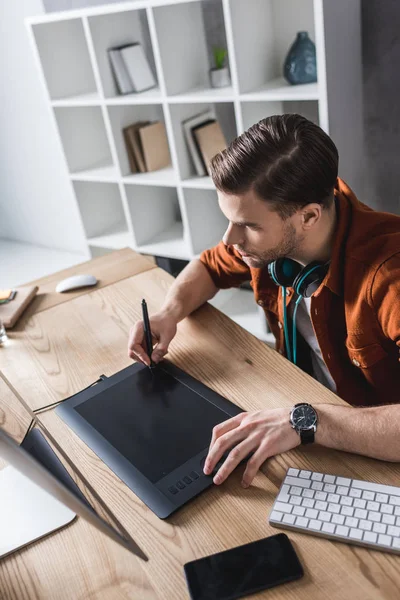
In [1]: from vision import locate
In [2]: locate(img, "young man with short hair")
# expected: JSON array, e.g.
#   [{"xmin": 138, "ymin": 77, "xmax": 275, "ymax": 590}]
[{"xmin": 128, "ymin": 114, "xmax": 400, "ymax": 488}]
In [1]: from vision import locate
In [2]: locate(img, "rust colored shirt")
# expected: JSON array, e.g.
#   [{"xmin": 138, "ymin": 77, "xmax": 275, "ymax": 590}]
[{"xmin": 200, "ymin": 178, "xmax": 400, "ymax": 407}]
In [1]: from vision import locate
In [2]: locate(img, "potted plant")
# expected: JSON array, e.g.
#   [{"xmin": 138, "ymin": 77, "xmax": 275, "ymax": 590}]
[{"xmin": 210, "ymin": 47, "xmax": 230, "ymax": 88}]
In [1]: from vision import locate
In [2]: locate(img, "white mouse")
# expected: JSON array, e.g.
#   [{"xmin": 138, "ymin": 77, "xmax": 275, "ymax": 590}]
[{"xmin": 56, "ymin": 274, "xmax": 98, "ymax": 293}]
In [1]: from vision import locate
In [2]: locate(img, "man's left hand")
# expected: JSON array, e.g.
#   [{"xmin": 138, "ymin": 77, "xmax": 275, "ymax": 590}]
[{"xmin": 203, "ymin": 408, "xmax": 300, "ymax": 487}]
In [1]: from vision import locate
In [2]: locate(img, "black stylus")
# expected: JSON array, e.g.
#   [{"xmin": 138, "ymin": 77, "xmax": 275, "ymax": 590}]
[{"xmin": 141, "ymin": 299, "xmax": 155, "ymax": 368}]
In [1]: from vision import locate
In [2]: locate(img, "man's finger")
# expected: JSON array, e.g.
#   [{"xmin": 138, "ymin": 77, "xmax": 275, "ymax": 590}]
[
  {"xmin": 128, "ymin": 322, "xmax": 143, "ymax": 353},
  {"xmin": 241, "ymin": 441, "xmax": 271, "ymax": 488},
  {"xmin": 209, "ymin": 412, "xmax": 246, "ymax": 450},
  {"xmin": 204, "ymin": 425, "xmax": 247, "ymax": 475},
  {"xmin": 130, "ymin": 343, "xmax": 150, "ymax": 366},
  {"xmin": 212, "ymin": 437, "xmax": 257, "ymax": 486}
]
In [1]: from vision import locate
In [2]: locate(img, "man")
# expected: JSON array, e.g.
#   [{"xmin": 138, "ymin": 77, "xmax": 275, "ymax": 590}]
[{"xmin": 128, "ymin": 114, "xmax": 400, "ymax": 489}]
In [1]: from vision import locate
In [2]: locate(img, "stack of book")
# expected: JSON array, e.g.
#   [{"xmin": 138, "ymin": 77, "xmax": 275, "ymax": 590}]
[
  {"xmin": 108, "ymin": 43, "xmax": 157, "ymax": 95},
  {"xmin": 123, "ymin": 121, "xmax": 171, "ymax": 173},
  {"xmin": 182, "ymin": 110, "xmax": 228, "ymax": 177}
]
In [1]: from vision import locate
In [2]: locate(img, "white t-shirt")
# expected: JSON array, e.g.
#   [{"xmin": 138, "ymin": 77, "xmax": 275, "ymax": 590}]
[{"xmin": 293, "ymin": 297, "xmax": 336, "ymax": 392}]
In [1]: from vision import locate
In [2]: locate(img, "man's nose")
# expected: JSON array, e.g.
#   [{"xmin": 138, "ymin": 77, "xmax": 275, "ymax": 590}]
[{"xmin": 223, "ymin": 223, "xmax": 244, "ymax": 247}]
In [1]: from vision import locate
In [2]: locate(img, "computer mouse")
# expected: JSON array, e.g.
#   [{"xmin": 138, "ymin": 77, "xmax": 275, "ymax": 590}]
[{"xmin": 56, "ymin": 274, "xmax": 98, "ymax": 293}]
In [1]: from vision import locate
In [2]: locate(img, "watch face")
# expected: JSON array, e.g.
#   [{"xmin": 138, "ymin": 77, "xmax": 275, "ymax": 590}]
[{"xmin": 292, "ymin": 404, "xmax": 317, "ymax": 430}]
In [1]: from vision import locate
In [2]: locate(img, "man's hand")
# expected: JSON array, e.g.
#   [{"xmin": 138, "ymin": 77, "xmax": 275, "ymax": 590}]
[
  {"xmin": 203, "ymin": 408, "xmax": 300, "ymax": 488},
  {"xmin": 128, "ymin": 311, "xmax": 177, "ymax": 366}
]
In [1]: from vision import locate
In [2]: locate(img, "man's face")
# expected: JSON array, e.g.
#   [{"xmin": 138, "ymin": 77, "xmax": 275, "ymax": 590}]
[{"xmin": 218, "ymin": 188, "xmax": 305, "ymax": 269}]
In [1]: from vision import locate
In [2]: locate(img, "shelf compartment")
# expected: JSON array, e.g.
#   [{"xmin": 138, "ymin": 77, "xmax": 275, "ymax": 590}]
[
  {"xmin": 183, "ymin": 188, "xmax": 227, "ymax": 255},
  {"xmin": 125, "ymin": 185, "xmax": 189, "ymax": 260},
  {"xmin": 87, "ymin": 9, "xmax": 158, "ymax": 100},
  {"xmin": 32, "ymin": 18, "xmax": 97, "ymax": 101},
  {"xmin": 54, "ymin": 106, "xmax": 113, "ymax": 174},
  {"xmin": 153, "ymin": 0, "xmax": 231, "ymax": 97},
  {"xmin": 169, "ymin": 102, "xmax": 237, "ymax": 181},
  {"xmin": 240, "ymin": 100, "xmax": 320, "ymax": 132},
  {"xmin": 73, "ymin": 181, "xmax": 129, "ymax": 247},
  {"xmin": 230, "ymin": 0, "xmax": 316, "ymax": 95},
  {"xmin": 107, "ymin": 104, "xmax": 171, "ymax": 177}
]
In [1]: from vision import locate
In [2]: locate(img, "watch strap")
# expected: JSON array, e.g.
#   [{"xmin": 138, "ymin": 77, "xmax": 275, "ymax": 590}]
[{"xmin": 300, "ymin": 428, "xmax": 315, "ymax": 445}]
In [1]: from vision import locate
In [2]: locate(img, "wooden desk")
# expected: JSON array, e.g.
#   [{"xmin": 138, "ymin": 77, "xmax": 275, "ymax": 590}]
[{"xmin": 1, "ymin": 251, "xmax": 400, "ymax": 599}]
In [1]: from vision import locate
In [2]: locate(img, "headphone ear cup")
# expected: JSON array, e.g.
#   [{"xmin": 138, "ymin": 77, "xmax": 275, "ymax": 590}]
[
  {"xmin": 293, "ymin": 261, "xmax": 329, "ymax": 297},
  {"xmin": 268, "ymin": 258, "xmax": 302, "ymax": 288}
]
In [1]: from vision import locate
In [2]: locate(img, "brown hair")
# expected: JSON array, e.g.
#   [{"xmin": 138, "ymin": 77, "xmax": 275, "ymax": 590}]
[{"xmin": 210, "ymin": 114, "xmax": 338, "ymax": 218}]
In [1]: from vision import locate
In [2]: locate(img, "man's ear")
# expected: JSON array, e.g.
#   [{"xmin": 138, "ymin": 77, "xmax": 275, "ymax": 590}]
[{"xmin": 301, "ymin": 204, "xmax": 322, "ymax": 229}]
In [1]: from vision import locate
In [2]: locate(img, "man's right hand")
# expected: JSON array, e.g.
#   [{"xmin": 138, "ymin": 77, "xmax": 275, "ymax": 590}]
[{"xmin": 128, "ymin": 311, "xmax": 177, "ymax": 366}]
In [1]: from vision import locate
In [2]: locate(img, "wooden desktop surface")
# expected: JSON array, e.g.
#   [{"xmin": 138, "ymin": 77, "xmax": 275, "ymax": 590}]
[{"xmin": 0, "ymin": 249, "xmax": 399, "ymax": 599}]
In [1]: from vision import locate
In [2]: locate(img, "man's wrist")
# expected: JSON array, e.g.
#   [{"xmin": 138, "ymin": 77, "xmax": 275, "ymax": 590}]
[{"xmin": 314, "ymin": 403, "xmax": 348, "ymax": 448}]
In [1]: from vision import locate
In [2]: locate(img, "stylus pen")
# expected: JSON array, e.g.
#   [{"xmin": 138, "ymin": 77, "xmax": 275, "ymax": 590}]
[{"xmin": 141, "ymin": 299, "xmax": 155, "ymax": 368}]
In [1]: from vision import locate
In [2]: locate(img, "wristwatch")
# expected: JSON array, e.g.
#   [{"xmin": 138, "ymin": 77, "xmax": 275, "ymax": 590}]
[{"xmin": 289, "ymin": 403, "xmax": 318, "ymax": 445}]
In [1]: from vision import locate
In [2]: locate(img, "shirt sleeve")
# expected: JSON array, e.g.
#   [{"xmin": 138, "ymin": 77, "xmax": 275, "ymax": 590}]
[
  {"xmin": 199, "ymin": 241, "xmax": 251, "ymax": 289},
  {"xmin": 371, "ymin": 253, "xmax": 400, "ymax": 346}
]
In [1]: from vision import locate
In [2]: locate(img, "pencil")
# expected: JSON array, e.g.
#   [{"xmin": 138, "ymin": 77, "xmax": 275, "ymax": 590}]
[{"xmin": 141, "ymin": 299, "xmax": 154, "ymax": 368}]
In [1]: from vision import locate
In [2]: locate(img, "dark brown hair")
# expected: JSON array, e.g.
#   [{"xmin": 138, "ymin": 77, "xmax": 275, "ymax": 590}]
[{"xmin": 210, "ymin": 114, "xmax": 338, "ymax": 218}]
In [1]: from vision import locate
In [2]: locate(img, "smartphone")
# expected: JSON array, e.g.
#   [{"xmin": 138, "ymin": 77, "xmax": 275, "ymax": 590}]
[{"xmin": 184, "ymin": 533, "xmax": 303, "ymax": 600}]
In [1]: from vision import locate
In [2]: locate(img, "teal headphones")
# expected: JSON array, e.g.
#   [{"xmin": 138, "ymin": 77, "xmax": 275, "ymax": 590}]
[{"xmin": 268, "ymin": 258, "xmax": 329, "ymax": 365}]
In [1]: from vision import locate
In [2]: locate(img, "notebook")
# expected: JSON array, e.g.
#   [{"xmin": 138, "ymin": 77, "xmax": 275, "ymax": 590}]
[
  {"xmin": 0, "ymin": 286, "xmax": 38, "ymax": 328},
  {"xmin": 193, "ymin": 121, "xmax": 227, "ymax": 176},
  {"xmin": 139, "ymin": 122, "xmax": 171, "ymax": 172}
]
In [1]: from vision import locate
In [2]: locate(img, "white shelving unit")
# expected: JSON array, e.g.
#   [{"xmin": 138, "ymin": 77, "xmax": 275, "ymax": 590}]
[{"xmin": 26, "ymin": 0, "xmax": 362, "ymax": 341}]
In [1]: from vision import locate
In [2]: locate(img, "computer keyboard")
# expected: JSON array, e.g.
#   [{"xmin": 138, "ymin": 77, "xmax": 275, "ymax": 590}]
[{"xmin": 269, "ymin": 468, "xmax": 400, "ymax": 554}]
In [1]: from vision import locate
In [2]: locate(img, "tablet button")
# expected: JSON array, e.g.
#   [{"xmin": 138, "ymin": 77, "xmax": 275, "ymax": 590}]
[
  {"xmin": 190, "ymin": 471, "xmax": 199, "ymax": 480},
  {"xmin": 183, "ymin": 476, "xmax": 192, "ymax": 485},
  {"xmin": 176, "ymin": 480, "xmax": 185, "ymax": 490},
  {"xmin": 168, "ymin": 485, "xmax": 178, "ymax": 495}
]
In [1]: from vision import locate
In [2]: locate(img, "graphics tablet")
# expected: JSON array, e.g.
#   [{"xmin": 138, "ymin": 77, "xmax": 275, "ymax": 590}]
[{"xmin": 56, "ymin": 361, "xmax": 244, "ymax": 518}]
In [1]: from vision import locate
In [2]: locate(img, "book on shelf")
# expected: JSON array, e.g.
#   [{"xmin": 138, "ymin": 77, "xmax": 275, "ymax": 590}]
[
  {"xmin": 182, "ymin": 110, "xmax": 216, "ymax": 177},
  {"xmin": 108, "ymin": 43, "xmax": 156, "ymax": 95},
  {"xmin": 192, "ymin": 120, "xmax": 228, "ymax": 176},
  {"xmin": 123, "ymin": 121, "xmax": 171, "ymax": 173}
]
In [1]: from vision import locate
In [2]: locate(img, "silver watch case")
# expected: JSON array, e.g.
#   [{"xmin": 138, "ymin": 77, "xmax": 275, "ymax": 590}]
[{"xmin": 289, "ymin": 402, "xmax": 318, "ymax": 434}]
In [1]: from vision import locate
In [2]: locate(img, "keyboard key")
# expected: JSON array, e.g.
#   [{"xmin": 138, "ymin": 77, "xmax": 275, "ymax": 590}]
[
  {"xmin": 324, "ymin": 474, "xmax": 336, "ymax": 484},
  {"xmin": 286, "ymin": 476, "xmax": 311, "ymax": 489},
  {"xmin": 299, "ymin": 470, "xmax": 312, "ymax": 479},
  {"xmin": 376, "ymin": 493, "xmax": 389, "ymax": 503},
  {"xmin": 395, "ymin": 507, "xmax": 400, "ymax": 516},
  {"xmin": 352, "ymin": 479, "xmax": 400, "ymax": 497},
  {"xmin": 302, "ymin": 498, "xmax": 315, "ymax": 509},
  {"xmin": 315, "ymin": 491, "xmax": 327, "ymax": 501},
  {"xmin": 336, "ymin": 525, "xmax": 349, "ymax": 537},
  {"xmin": 287, "ymin": 468, "xmax": 299, "ymax": 476},
  {"xmin": 328, "ymin": 503, "xmax": 340, "ymax": 514},
  {"xmin": 340, "ymin": 496, "xmax": 353, "ymax": 507},
  {"xmin": 378, "ymin": 534, "xmax": 392, "ymax": 546},
  {"xmin": 311, "ymin": 481, "xmax": 324, "ymax": 491},
  {"xmin": 337, "ymin": 486, "xmax": 350, "ymax": 496},
  {"xmin": 367, "ymin": 501, "xmax": 380, "ymax": 512},
  {"xmin": 302, "ymin": 489, "xmax": 315, "ymax": 499},
  {"xmin": 290, "ymin": 486, "xmax": 302, "ymax": 496},
  {"xmin": 270, "ymin": 511, "xmax": 283, "ymax": 522},
  {"xmin": 364, "ymin": 531, "xmax": 377, "ymax": 544},
  {"xmin": 353, "ymin": 498, "xmax": 366, "ymax": 509},
  {"xmin": 381, "ymin": 504, "xmax": 393, "ymax": 515},
  {"xmin": 396, "ymin": 517, "xmax": 400, "ymax": 527},
  {"xmin": 382, "ymin": 514, "xmax": 395, "ymax": 526},
  {"xmin": 349, "ymin": 488, "xmax": 362, "ymax": 498},
  {"xmin": 289, "ymin": 496, "xmax": 302, "ymax": 506},
  {"xmin": 319, "ymin": 511, "xmax": 331, "ymax": 522},
  {"xmin": 387, "ymin": 525, "xmax": 400, "ymax": 537},
  {"xmin": 362, "ymin": 491, "xmax": 375, "ymax": 501},
  {"xmin": 278, "ymin": 493, "xmax": 290, "ymax": 503},
  {"xmin": 281, "ymin": 484, "xmax": 290, "ymax": 495},
  {"xmin": 354, "ymin": 508, "xmax": 367, "ymax": 519},
  {"xmin": 349, "ymin": 528, "xmax": 363, "ymax": 540},
  {"xmin": 373, "ymin": 523, "xmax": 387, "ymax": 534},
  {"xmin": 311, "ymin": 472, "xmax": 324, "ymax": 481},
  {"xmin": 368, "ymin": 511, "xmax": 381, "ymax": 522},
  {"xmin": 324, "ymin": 484, "xmax": 336, "ymax": 493},
  {"xmin": 336, "ymin": 477, "xmax": 351, "ymax": 487},
  {"xmin": 393, "ymin": 538, "xmax": 400, "ymax": 549},
  {"xmin": 283, "ymin": 513, "xmax": 296, "ymax": 525},
  {"xmin": 328, "ymin": 494, "xmax": 340, "ymax": 504},
  {"xmin": 315, "ymin": 501, "xmax": 328, "ymax": 511},
  {"xmin": 322, "ymin": 522, "xmax": 336, "ymax": 534},
  {"xmin": 295, "ymin": 516, "xmax": 309, "ymax": 528},
  {"xmin": 341, "ymin": 506, "xmax": 354, "ymax": 517},
  {"xmin": 309, "ymin": 519, "xmax": 322, "ymax": 530},
  {"xmin": 305, "ymin": 508, "xmax": 318, "ymax": 519},
  {"xmin": 332, "ymin": 514, "xmax": 345, "ymax": 525},
  {"xmin": 345, "ymin": 517, "xmax": 359, "ymax": 528},
  {"xmin": 389, "ymin": 496, "xmax": 400, "ymax": 506},
  {"xmin": 293, "ymin": 506, "xmax": 306, "ymax": 516},
  {"xmin": 359, "ymin": 520, "xmax": 372, "ymax": 531},
  {"xmin": 274, "ymin": 502, "xmax": 292, "ymax": 514}
]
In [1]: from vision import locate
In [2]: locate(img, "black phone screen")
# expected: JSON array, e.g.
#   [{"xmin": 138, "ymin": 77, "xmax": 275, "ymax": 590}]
[{"xmin": 184, "ymin": 533, "xmax": 303, "ymax": 600}]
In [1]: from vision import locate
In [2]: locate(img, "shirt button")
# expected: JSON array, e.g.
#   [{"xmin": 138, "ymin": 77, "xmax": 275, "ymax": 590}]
[
  {"xmin": 327, "ymin": 353, "xmax": 331, "ymax": 360},
  {"xmin": 352, "ymin": 358, "xmax": 360, "ymax": 367},
  {"xmin": 314, "ymin": 308, "xmax": 318, "ymax": 315},
  {"xmin": 278, "ymin": 322, "xmax": 283, "ymax": 329},
  {"xmin": 257, "ymin": 300, "xmax": 265, "ymax": 306}
]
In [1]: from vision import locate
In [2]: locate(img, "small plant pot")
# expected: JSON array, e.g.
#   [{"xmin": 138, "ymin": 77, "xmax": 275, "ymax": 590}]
[{"xmin": 210, "ymin": 67, "xmax": 231, "ymax": 88}]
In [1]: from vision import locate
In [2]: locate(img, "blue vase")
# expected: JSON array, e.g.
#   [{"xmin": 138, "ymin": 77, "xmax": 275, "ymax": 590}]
[{"xmin": 283, "ymin": 31, "xmax": 317, "ymax": 85}]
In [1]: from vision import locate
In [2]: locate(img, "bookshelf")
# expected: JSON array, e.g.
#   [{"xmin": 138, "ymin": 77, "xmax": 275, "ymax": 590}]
[{"xmin": 26, "ymin": 0, "xmax": 362, "ymax": 342}]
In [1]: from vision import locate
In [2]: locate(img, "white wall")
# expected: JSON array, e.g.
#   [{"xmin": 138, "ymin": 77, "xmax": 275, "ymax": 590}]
[{"xmin": 0, "ymin": 0, "xmax": 88, "ymax": 253}]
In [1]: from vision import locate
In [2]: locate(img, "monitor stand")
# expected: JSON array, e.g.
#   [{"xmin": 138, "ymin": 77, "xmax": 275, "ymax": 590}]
[{"xmin": 0, "ymin": 465, "xmax": 76, "ymax": 559}]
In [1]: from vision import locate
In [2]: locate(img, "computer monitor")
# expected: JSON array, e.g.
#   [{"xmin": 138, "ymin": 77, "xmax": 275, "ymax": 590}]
[{"xmin": 0, "ymin": 427, "xmax": 148, "ymax": 561}]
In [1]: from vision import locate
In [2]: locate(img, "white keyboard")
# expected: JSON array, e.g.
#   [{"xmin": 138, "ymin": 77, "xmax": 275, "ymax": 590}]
[{"xmin": 270, "ymin": 468, "xmax": 400, "ymax": 554}]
